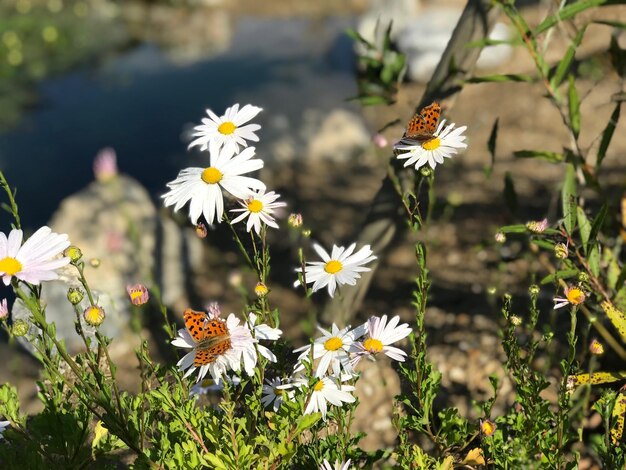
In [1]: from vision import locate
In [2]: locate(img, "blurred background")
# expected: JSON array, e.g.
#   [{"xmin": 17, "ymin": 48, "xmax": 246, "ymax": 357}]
[{"xmin": 1, "ymin": 0, "xmax": 625, "ymax": 452}]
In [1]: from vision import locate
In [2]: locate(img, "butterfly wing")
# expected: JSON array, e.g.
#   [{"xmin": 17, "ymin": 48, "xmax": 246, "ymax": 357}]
[
  {"xmin": 403, "ymin": 102, "xmax": 441, "ymax": 142},
  {"xmin": 183, "ymin": 309, "xmax": 232, "ymax": 367}
]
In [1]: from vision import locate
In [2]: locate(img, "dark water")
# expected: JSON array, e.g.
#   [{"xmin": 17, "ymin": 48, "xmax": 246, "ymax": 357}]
[{"xmin": 0, "ymin": 16, "xmax": 357, "ymax": 229}]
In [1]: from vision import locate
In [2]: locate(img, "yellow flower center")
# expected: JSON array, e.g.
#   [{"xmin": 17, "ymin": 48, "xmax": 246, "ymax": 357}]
[
  {"xmin": 324, "ymin": 336, "xmax": 343, "ymax": 351},
  {"xmin": 273, "ymin": 387, "xmax": 284, "ymax": 396},
  {"xmin": 422, "ymin": 137, "xmax": 441, "ymax": 151},
  {"xmin": 84, "ymin": 306, "xmax": 105, "ymax": 326},
  {"xmin": 218, "ymin": 121, "xmax": 236, "ymax": 135},
  {"xmin": 130, "ymin": 290, "xmax": 143, "ymax": 302},
  {"xmin": 324, "ymin": 260, "xmax": 343, "ymax": 274},
  {"xmin": 201, "ymin": 167, "xmax": 223, "ymax": 184},
  {"xmin": 566, "ymin": 288, "xmax": 585, "ymax": 305},
  {"xmin": 481, "ymin": 420, "xmax": 496, "ymax": 436},
  {"xmin": 200, "ymin": 379, "xmax": 216, "ymax": 387},
  {"xmin": 363, "ymin": 337, "xmax": 383, "ymax": 354},
  {"xmin": 313, "ymin": 380, "xmax": 325, "ymax": 391},
  {"xmin": 0, "ymin": 257, "xmax": 22, "ymax": 275},
  {"xmin": 247, "ymin": 199, "xmax": 263, "ymax": 213}
]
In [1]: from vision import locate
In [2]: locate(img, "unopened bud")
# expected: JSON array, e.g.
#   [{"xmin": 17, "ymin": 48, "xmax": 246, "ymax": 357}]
[
  {"xmin": 510, "ymin": 315, "xmax": 522, "ymax": 326},
  {"xmin": 526, "ymin": 218, "xmax": 548, "ymax": 234},
  {"xmin": 288, "ymin": 213, "xmax": 303, "ymax": 228},
  {"xmin": 554, "ymin": 243, "xmax": 568, "ymax": 260},
  {"xmin": 195, "ymin": 223, "xmax": 208, "ymax": 239},
  {"xmin": 420, "ymin": 167, "xmax": 432, "ymax": 177},
  {"xmin": 64, "ymin": 246, "xmax": 83, "ymax": 263},
  {"xmin": 89, "ymin": 258, "xmax": 101, "ymax": 268},
  {"xmin": 480, "ymin": 419, "xmax": 497, "ymax": 436},
  {"xmin": 254, "ymin": 282, "xmax": 269, "ymax": 297},
  {"xmin": 529, "ymin": 285, "xmax": 540, "ymax": 295},
  {"xmin": 302, "ymin": 229, "xmax": 311, "ymax": 238},
  {"xmin": 577, "ymin": 272, "xmax": 589, "ymax": 283},
  {"xmin": 589, "ymin": 339, "xmax": 604, "ymax": 355},
  {"xmin": 12, "ymin": 319, "xmax": 29, "ymax": 336},
  {"xmin": 494, "ymin": 232, "xmax": 506, "ymax": 243},
  {"xmin": 67, "ymin": 287, "xmax": 84, "ymax": 305},
  {"xmin": 83, "ymin": 305, "xmax": 105, "ymax": 327}
]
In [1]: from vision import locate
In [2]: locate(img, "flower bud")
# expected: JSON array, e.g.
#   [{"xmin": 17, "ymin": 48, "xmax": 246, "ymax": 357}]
[
  {"xmin": 89, "ymin": 258, "xmax": 101, "ymax": 268},
  {"xmin": 480, "ymin": 419, "xmax": 497, "ymax": 436},
  {"xmin": 83, "ymin": 305, "xmax": 105, "ymax": 327},
  {"xmin": 126, "ymin": 284, "xmax": 149, "ymax": 306},
  {"xmin": 420, "ymin": 167, "xmax": 432, "ymax": 177},
  {"xmin": 554, "ymin": 243, "xmax": 568, "ymax": 260},
  {"xmin": 589, "ymin": 339, "xmax": 604, "ymax": 355},
  {"xmin": 528, "ymin": 285, "xmax": 540, "ymax": 295},
  {"xmin": 288, "ymin": 213, "xmax": 303, "ymax": 228},
  {"xmin": 577, "ymin": 272, "xmax": 589, "ymax": 283},
  {"xmin": 526, "ymin": 218, "xmax": 548, "ymax": 234},
  {"xmin": 64, "ymin": 246, "xmax": 83, "ymax": 263},
  {"xmin": 67, "ymin": 287, "xmax": 84, "ymax": 305},
  {"xmin": 254, "ymin": 282, "xmax": 269, "ymax": 297},
  {"xmin": 12, "ymin": 319, "xmax": 29, "ymax": 336},
  {"xmin": 302, "ymin": 229, "xmax": 311, "ymax": 238},
  {"xmin": 494, "ymin": 232, "xmax": 506, "ymax": 243},
  {"xmin": 510, "ymin": 315, "xmax": 522, "ymax": 326},
  {"xmin": 0, "ymin": 298, "xmax": 8, "ymax": 320},
  {"xmin": 195, "ymin": 223, "xmax": 208, "ymax": 239}
]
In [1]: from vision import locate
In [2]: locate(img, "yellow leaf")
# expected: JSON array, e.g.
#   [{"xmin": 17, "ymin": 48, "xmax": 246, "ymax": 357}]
[
  {"xmin": 462, "ymin": 447, "xmax": 486, "ymax": 466},
  {"xmin": 567, "ymin": 372, "xmax": 626, "ymax": 390},
  {"xmin": 611, "ymin": 392, "xmax": 626, "ymax": 445},
  {"xmin": 92, "ymin": 420, "xmax": 108, "ymax": 449},
  {"xmin": 601, "ymin": 301, "xmax": 626, "ymax": 342},
  {"xmin": 438, "ymin": 455, "xmax": 454, "ymax": 470}
]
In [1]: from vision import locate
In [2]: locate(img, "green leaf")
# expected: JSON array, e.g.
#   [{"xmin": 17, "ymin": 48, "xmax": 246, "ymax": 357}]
[
  {"xmin": 348, "ymin": 95, "xmax": 390, "ymax": 106},
  {"xmin": 597, "ymin": 102, "xmax": 621, "ymax": 167},
  {"xmin": 513, "ymin": 150, "xmax": 564, "ymax": 163},
  {"xmin": 295, "ymin": 413, "xmax": 320, "ymax": 435},
  {"xmin": 485, "ymin": 118, "xmax": 499, "ymax": 177},
  {"xmin": 577, "ymin": 206, "xmax": 591, "ymax": 254},
  {"xmin": 504, "ymin": 172, "xmax": 517, "ymax": 213},
  {"xmin": 541, "ymin": 269, "xmax": 579, "ymax": 285},
  {"xmin": 589, "ymin": 245, "xmax": 601, "ymax": 277},
  {"xmin": 465, "ymin": 37, "xmax": 521, "ymax": 48},
  {"xmin": 345, "ymin": 28, "xmax": 374, "ymax": 49},
  {"xmin": 593, "ymin": 20, "xmax": 626, "ymax": 29},
  {"xmin": 589, "ymin": 203, "xmax": 608, "ymax": 247},
  {"xmin": 562, "ymin": 164, "xmax": 577, "ymax": 235},
  {"xmin": 531, "ymin": 239, "xmax": 556, "ymax": 250},
  {"xmin": 466, "ymin": 73, "xmax": 534, "ymax": 83},
  {"xmin": 568, "ymin": 75, "xmax": 581, "ymax": 138},
  {"xmin": 498, "ymin": 224, "xmax": 527, "ymax": 234},
  {"xmin": 535, "ymin": 0, "xmax": 618, "ymax": 35},
  {"xmin": 550, "ymin": 26, "xmax": 587, "ymax": 89}
]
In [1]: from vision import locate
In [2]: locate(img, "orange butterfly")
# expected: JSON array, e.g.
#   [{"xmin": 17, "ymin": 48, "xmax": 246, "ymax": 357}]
[
  {"xmin": 399, "ymin": 102, "xmax": 441, "ymax": 144},
  {"xmin": 184, "ymin": 308, "xmax": 231, "ymax": 367}
]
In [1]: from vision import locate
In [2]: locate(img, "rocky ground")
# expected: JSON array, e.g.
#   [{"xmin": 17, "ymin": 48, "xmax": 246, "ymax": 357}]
[{"xmin": 1, "ymin": 0, "xmax": 625, "ymax": 462}]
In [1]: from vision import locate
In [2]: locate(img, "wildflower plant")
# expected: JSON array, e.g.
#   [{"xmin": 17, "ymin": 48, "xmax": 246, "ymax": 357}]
[{"xmin": 1, "ymin": 1, "xmax": 626, "ymax": 467}]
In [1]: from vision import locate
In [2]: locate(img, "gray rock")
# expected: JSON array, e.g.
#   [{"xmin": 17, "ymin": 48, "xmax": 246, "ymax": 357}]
[
  {"xmin": 356, "ymin": 0, "xmax": 421, "ymax": 55},
  {"xmin": 306, "ymin": 109, "xmax": 371, "ymax": 162},
  {"xmin": 14, "ymin": 174, "xmax": 203, "ymax": 355},
  {"xmin": 397, "ymin": 7, "xmax": 513, "ymax": 82}
]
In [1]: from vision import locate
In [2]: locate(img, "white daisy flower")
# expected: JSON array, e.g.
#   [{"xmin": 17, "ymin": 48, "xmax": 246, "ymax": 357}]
[
  {"xmin": 394, "ymin": 120, "xmax": 467, "ymax": 170},
  {"xmin": 261, "ymin": 377, "xmax": 296, "ymax": 412},
  {"xmin": 230, "ymin": 190, "xmax": 287, "ymax": 235},
  {"xmin": 247, "ymin": 312, "xmax": 282, "ymax": 362},
  {"xmin": 172, "ymin": 313, "xmax": 257, "ymax": 383},
  {"xmin": 189, "ymin": 103, "xmax": 262, "ymax": 154},
  {"xmin": 295, "ymin": 324, "xmax": 365, "ymax": 378},
  {"xmin": 0, "ymin": 420, "xmax": 9, "ymax": 439},
  {"xmin": 320, "ymin": 459, "xmax": 352, "ymax": 470},
  {"xmin": 297, "ymin": 243, "xmax": 376, "ymax": 298},
  {"xmin": 304, "ymin": 376, "xmax": 356, "ymax": 420},
  {"xmin": 352, "ymin": 315, "xmax": 412, "ymax": 365},
  {"xmin": 162, "ymin": 143, "xmax": 266, "ymax": 225},
  {"xmin": 0, "ymin": 226, "xmax": 70, "ymax": 286}
]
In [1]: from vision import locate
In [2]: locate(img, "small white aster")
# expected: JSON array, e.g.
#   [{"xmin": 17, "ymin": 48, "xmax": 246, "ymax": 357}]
[
  {"xmin": 352, "ymin": 315, "xmax": 412, "ymax": 365},
  {"xmin": 173, "ymin": 313, "xmax": 257, "ymax": 383},
  {"xmin": 189, "ymin": 103, "xmax": 262, "ymax": 154},
  {"xmin": 295, "ymin": 323, "xmax": 365, "ymax": 378},
  {"xmin": 0, "ymin": 226, "xmax": 70, "ymax": 286},
  {"xmin": 230, "ymin": 190, "xmax": 287, "ymax": 235},
  {"xmin": 320, "ymin": 459, "xmax": 352, "ymax": 470},
  {"xmin": 297, "ymin": 243, "xmax": 376, "ymax": 298},
  {"xmin": 394, "ymin": 120, "xmax": 467, "ymax": 170},
  {"xmin": 304, "ymin": 376, "xmax": 356, "ymax": 421},
  {"xmin": 247, "ymin": 312, "xmax": 282, "ymax": 362},
  {"xmin": 162, "ymin": 142, "xmax": 266, "ymax": 225},
  {"xmin": 261, "ymin": 377, "xmax": 295, "ymax": 412},
  {"xmin": 553, "ymin": 286, "xmax": 586, "ymax": 310}
]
